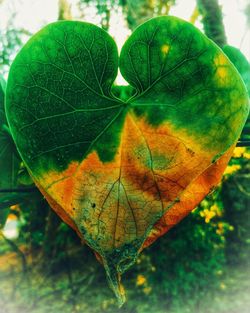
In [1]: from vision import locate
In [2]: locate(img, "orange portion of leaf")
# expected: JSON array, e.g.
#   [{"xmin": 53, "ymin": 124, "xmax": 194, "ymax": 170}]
[
  {"xmin": 33, "ymin": 113, "xmax": 226, "ymax": 258},
  {"xmin": 143, "ymin": 145, "xmax": 234, "ymax": 249}
]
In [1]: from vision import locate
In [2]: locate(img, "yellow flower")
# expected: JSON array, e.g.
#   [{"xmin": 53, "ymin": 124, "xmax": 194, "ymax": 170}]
[
  {"xmin": 211, "ymin": 204, "xmax": 222, "ymax": 216},
  {"xmin": 200, "ymin": 204, "xmax": 223, "ymax": 223},
  {"xmin": 136, "ymin": 274, "xmax": 147, "ymax": 286},
  {"xmin": 232, "ymin": 147, "xmax": 250, "ymax": 159},
  {"xmin": 220, "ymin": 282, "xmax": 226, "ymax": 290},
  {"xmin": 217, "ymin": 222, "xmax": 224, "ymax": 228},
  {"xmin": 216, "ymin": 222, "xmax": 224, "ymax": 235},
  {"xmin": 205, "ymin": 213, "xmax": 216, "ymax": 223},
  {"xmin": 243, "ymin": 152, "xmax": 250, "ymax": 159},
  {"xmin": 216, "ymin": 229, "xmax": 223, "ymax": 235},
  {"xmin": 201, "ymin": 208, "xmax": 215, "ymax": 223},
  {"xmin": 233, "ymin": 147, "xmax": 246, "ymax": 158},
  {"xmin": 224, "ymin": 164, "xmax": 241, "ymax": 176},
  {"xmin": 143, "ymin": 286, "xmax": 152, "ymax": 295}
]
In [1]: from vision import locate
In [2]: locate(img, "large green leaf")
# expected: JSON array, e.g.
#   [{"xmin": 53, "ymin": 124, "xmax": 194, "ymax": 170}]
[{"xmin": 5, "ymin": 17, "xmax": 249, "ymax": 304}]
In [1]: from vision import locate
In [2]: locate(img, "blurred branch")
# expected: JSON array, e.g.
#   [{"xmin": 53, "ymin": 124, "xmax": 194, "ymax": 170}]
[
  {"xmin": 58, "ymin": 0, "xmax": 72, "ymax": 20},
  {"xmin": 197, "ymin": 0, "xmax": 227, "ymax": 47},
  {"xmin": 244, "ymin": 2, "xmax": 250, "ymax": 29},
  {"xmin": 236, "ymin": 141, "xmax": 250, "ymax": 147},
  {"xmin": 0, "ymin": 187, "xmax": 37, "ymax": 193},
  {"xmin": 190, "ymin": 5, "xmax": 200, "ymax": 25}
]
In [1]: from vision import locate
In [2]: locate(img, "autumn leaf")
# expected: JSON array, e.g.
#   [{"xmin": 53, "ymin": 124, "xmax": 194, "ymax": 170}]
[{"xmin": 5, "ymin": 17, "xmax": 249, "ymax": 304}]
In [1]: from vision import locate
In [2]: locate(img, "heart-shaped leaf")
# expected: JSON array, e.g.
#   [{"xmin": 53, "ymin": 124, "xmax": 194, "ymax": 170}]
[{"xmin": 5, "ymin": 17, "xmax": 249, "ymax": 304}]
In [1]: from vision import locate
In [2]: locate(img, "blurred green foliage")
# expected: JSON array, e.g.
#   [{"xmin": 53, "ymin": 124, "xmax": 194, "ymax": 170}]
[
  {"xmin": 222, "ymin": 150, "xmax": 250, "ymax": 265},
  {"xmin": 0, "ymin": 21, "xmax": 29, "ymax": 75}
]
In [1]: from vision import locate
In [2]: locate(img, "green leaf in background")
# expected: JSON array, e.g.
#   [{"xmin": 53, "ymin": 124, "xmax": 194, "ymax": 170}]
[
  {"xmin": 223, "ymin": 45, "xmax": 250, "ymax": 145},
  {"xmin": 0, "ymin": 75, "xmax": 20, "ymax": 190},
  {"xmin": 5, "ymin": 17, "xmax": 249, "ymax": 304},
  {"xmin": 0, "ymin": 75, "xmax": 6, "ymax": 95},
  {"xmin": 223, "ymin": 45, "xmax": 250, "ymax": 96}
]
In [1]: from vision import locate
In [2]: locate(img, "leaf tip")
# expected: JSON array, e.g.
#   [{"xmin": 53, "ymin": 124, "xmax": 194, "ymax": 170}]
[{"xmin": 104, "ymin": 261, "xmax": 126, "ymax": 307}]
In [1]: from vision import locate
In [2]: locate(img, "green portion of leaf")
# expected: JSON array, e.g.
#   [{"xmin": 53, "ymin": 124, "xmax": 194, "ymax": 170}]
[
  {"xmin": 6, "ymin": 18, "xmax": 249, "ymax": 181},
  {"xmin": 6, "ymin": 21, "xmax": 126, "ymax": 174},
  {"xmin": 223, "ymin": 45, "xmax": 250, "ymax": 96},
  {"xmin": 120, "ymin": 16, "xmax": 249, "ymax": 154},
  {"xmin": 111, "ymin": 85, "xmax": 134, "ymax": 102},
  {"xmin": 0, "ymin": 76, "xmax": 20, "ymax": 189}
]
